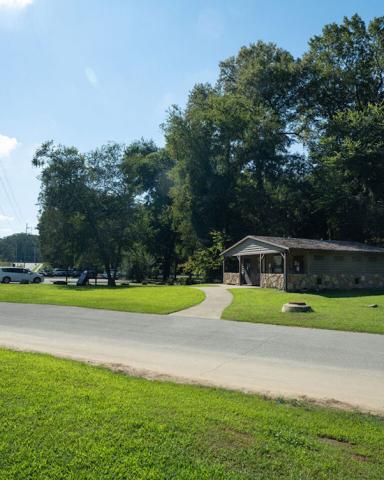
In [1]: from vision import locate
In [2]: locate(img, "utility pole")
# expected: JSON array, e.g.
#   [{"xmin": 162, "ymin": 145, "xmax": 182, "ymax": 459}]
[{"xmin": 25, "ymin": 223, "xmax": 33, "ymax": 267}]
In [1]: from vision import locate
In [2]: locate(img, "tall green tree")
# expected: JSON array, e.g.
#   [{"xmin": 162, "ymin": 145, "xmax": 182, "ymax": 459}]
[
  {"xmin": 165, "ymin": 84, "xmax": 238, "ymax": 253},
  {"xmin": 123, "ymin": 140, "xmax": 176, "ymax": 279},
  {"xmin": 32, "ymin": 14, "xmax": 384, "ymax": 278},
  {"xmin": 165, "ymin": 41, "xmax": 305, "ymax": 251},
  {"xmin": 300, "ymin": 14, "xmax": 384, "ymax": 128},
  {"xmin": 301, "ymin": 14, "xmax": 384, "ymax": 241},
  {"xmin": 0, "ymin": 233, "xmax": 41, "ymax": 263},
  {"xmin": 310, "ymin": 103, "xmax": 384, "ymax": 241},
  {"xmin": 33, "ymin": 141, "xmax": 136, "ymax": 285}
]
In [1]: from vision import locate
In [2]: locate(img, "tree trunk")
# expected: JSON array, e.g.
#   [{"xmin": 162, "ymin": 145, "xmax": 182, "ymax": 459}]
[
  {"xmin": 162, "ymin": 250, "xmax": 172, "ymax": 281},
  {"xmin": 106, "ymin": 266, "xmax": 116, "ymax": 287}
]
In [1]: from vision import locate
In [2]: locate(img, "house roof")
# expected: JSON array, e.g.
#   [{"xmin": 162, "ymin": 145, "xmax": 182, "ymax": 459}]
[{"xmin": 222, "ymin": 235, "xmax": 384, "ymax": 256}]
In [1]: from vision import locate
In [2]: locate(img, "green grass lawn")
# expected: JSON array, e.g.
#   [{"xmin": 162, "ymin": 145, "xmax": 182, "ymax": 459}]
[
  {"xmin": 0, "ymin": 284, "xmax": 205, "ymax": 314},
  {"xmin": 0, "ymin": 350, "xmax": 383, "ymax": 479},
  {"xmin": 222, "ymin": 288, "xmax": 384, "ymax": 334}
]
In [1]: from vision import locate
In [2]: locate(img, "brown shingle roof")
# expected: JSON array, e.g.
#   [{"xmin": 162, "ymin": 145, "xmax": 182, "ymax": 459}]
[{"xmin": 248, "ymin": 236, "xmax": 384, "ymax": 253}]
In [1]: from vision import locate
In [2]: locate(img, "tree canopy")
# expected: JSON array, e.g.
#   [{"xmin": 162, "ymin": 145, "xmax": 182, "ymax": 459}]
[
  {"xmin": 0, "ymin": 233, "xmax": 41, "ymax": 264},
  {"xmin": 33, "ymin": 14, "xmax": 384, "ymax": 281}
]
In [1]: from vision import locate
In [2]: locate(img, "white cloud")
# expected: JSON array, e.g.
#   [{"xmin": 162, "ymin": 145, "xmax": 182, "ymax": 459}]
[
  {"xmin": 0, "ymin": 134, "xmax": 19, "ymax": 158},
  {"xmin": 0, "ymin": 214, "xmax": 14, "ymax": 222},
  {"xmin": 85, "ymin": 67, "xmax": 98, "ymax": 87},
  {"xmin": 0, "ymin": 0, "xmax": 33, "ymax": 9}
]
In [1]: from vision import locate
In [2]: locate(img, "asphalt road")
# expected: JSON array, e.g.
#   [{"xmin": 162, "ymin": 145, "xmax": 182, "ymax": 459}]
[{"xmin": 1, "ymin": 302, "xmax": 383, "ymax": 412}]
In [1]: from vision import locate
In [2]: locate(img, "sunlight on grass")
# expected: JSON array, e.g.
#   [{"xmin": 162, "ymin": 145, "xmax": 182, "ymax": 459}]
[
  {"xmin": 222, "ymin": 288, "xmax": 384, "ymax": 334},
  {"xmin": 0, "ymin": 284, "xmax": 205, "ymax": 314},
  {"xmin": 0, "ymin": 350, "xmax": 383, "ymax": 479}
]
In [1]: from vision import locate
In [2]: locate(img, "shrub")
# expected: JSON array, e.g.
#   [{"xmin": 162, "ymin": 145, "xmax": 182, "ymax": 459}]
[{"xmin": 182, "ymin": 231, "xmax": 225, "ymax": 282}]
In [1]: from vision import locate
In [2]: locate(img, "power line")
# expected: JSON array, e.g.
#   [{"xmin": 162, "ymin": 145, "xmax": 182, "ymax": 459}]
[
  {"xmin": 0, "ymin": 174, "xmax": 21, "ymax": 225},
  {"xmin": 0, "ymin": 159, "xmax": 23, "ymax": 221},
  {"xmin": 0, "ymin": 158, "xmax": 24, "ymax": 224},
  {"xmin": 0, "ymin": 198, "xmax": 13, "ymax": 231}
]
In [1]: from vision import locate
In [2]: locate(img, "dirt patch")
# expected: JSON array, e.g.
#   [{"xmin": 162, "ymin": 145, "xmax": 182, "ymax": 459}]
[
  {"xmin": 318, "ymin": 435, "xmax": 370, "ymax": 462},
  {"xmin": 90, "ymin": 361, "xmax": 216, "ymax": 386},
  {"xmin": 96, "ymin": 364, "xmax": 384, "ymax": 416},
  {"xmin": 297, "ymin": 395, "xmax": 370, "ymax": 414},
  {"xmin": 208, "ymin": 426, "xmax": 254, "ymax": 452},
  {"xmin": 352, "ymin": 454, "xmax": 370, "ymax": 462},
  {"xmin": 3, "ymin": 346, "xmax": 384, "ymax": 418},
  {"xmin": 222, "ymin": 426, "xmax": 254, "ymax": 448},
  {"xmin": 318, "ymin": 435, "xmax": 355, "ymax": 447}
]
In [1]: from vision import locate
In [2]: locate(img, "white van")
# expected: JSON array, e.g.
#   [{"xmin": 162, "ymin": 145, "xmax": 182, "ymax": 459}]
[{"xmin": 0, "ymin": 267, "xmax": 44, "ymax": 284}]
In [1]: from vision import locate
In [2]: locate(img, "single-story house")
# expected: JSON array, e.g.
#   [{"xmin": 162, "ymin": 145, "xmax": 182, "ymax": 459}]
[{"xmin": 222, "ymin": 236, "xmax": 384, "ymax": 291}]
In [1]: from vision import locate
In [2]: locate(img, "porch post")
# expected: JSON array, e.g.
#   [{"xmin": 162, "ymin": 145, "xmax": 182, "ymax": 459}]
[
  {"xmin": 238, "ymin": 256, "xmax": 242, "ymax": 286},
  {"xmin": 260, "ymin": 254, "xmax": 265, "ymax": 287},
  {"xmin": 222, "ymin": 257, "xmax": 225, "ymax": 284},
  {"xmin": 283, "ymin": 252, "xmax": 288, "ymax": 291}
]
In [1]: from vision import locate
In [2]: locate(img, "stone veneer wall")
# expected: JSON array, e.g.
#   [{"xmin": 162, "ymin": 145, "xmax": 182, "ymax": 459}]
[
  {"xmin": 225, "ymin": 272, "xmax": 384, "ymax": 290},
  {"xmin": 223, "ymin": 272, "xmax": 240, "ymax": 285},
  {"xmin": 288, "ymin": 273, "xmax": 384, "ymax": 291},
  {"xmin": 260, "ymin": 273, "xmax": 285, "ymax": 290}
]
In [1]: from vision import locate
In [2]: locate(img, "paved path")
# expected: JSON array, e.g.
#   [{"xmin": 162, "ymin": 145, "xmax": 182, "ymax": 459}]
[
  {"xmin": 0, "ymin": 302, "xmax": 383, "ymax": 413},
  {"xmin": 170, "ymin": 286, "xmax": 233, "ymax": 319}
]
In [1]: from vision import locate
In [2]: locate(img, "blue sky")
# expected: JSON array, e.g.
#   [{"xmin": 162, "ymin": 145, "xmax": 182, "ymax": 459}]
[{"xmin": 0, "ymin": 0, "xmax": 383, "ymax": 237}]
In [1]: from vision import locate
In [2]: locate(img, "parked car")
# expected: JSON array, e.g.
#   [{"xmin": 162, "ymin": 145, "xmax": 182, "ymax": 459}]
[
  {"xmin": 52, "ymin": 268, "xmax": 70, "ymax": 277},
  {"xmin": 40, "ymin": 269, "xmax": 53, "ymax": 276},
  {"xmin": 0, "ymin": 267, "xmax": 44, "ymax": 284}
]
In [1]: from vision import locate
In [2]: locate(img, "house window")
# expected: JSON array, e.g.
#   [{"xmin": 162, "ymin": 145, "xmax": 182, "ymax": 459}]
[
  {"xmin": 225, "ymin": 257, "xmax": 239, "ymax": 273},
  {"xmin": 273, "ymin": 255, "xmax": 283, "ymax": 273},
  {"xmin": 314, "ymin": 255, "xmax": 323, "ymax": 261},
  {"xmin": 292, "ymin": 256, "xmax": 304, "ymax": 274},
  {"xmin": 267, "ymin": 255, "xmax": 283, "ymax": 273}
]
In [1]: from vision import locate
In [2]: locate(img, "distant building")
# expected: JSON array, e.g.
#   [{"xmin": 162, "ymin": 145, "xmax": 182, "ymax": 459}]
[{"xmin": 222, "ymin": 236, "xmax": 384, "ymax": 291}]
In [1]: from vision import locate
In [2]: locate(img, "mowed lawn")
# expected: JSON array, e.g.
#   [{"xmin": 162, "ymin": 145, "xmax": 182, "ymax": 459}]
[
  {"xmin": 0, "ymin": 284, "xmax": 205, "ymax": 314},
  {"xmin": 223, "ymin": 288, "xmax": 384, "ymax": 334},
  {"xmin": 1, "ymin": 350, "xmax": 383, "ymax": 480}
]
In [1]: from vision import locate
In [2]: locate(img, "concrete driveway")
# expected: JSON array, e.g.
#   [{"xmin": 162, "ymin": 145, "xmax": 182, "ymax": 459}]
[
  {"xmin": 170, "ymin": 286, "xmax": 233, "ymax": 319},
  {"xmin": 0, "ymin": 302, "xmax": 383, "ymax": 413}
]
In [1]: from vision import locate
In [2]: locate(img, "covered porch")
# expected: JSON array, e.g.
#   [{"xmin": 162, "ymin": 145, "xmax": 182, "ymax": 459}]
[
  {"xmin": 223, "ymin": 252, "xmax": 288, "ymax": 290},
  {"xmin": 222, "ymin": 234, "xmax": 384, "ymax": 291},
  {"xmin": 221, "ymin": 236, "xmax": 307, "ymax": 291}
]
